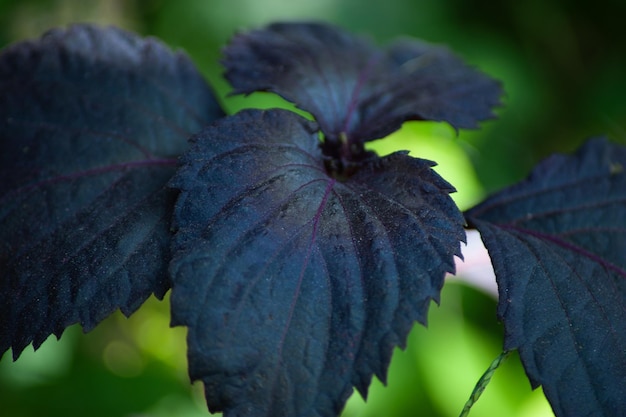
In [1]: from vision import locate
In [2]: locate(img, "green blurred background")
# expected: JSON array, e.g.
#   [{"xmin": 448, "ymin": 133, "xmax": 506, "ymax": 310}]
[{"xmin": 0, "ymin": 0, "xmax": 624, "ymax": 416}]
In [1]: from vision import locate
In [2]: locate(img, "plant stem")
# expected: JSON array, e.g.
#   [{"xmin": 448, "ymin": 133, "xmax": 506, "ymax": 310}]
[{"xmin": 459, "ymin": 350, "xmax": 512, "ymax": 417}]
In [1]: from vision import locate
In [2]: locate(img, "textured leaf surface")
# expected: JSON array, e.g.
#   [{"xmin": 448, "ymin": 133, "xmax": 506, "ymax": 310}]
[
  {"xmin": 223, "ymin": 22, "xmax": 502, "ymax": 144},
  {"xmin": 170, "ymin": 109, "xmax": 465, "ymax": 417},
  {"xmin": 0, "ymin": 24, "xmax": 224, "ymax": 358},
  {"xmin": 465, "ymin": 138, "xmax": 626, "ymax": 416}
]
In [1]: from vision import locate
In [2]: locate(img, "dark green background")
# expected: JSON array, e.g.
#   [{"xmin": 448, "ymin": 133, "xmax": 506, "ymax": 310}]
[{"xmin": 1, "ymin": 0, "xmax": 624, "ymax": 416}]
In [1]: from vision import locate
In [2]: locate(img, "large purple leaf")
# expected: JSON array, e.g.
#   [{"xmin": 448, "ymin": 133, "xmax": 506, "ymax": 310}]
[
  {"xmin": 169, "ymin": 108, "xmax": 465, "ymax": 417},
  {"xmin": 465, "ymin": 138, "xmax": 626, "ymax": 416},
  {"xmin": 0, "ymin": 24, "xmax": 224, "ymax": 359},
  {"xmin": 223, "ymin": 22, "xmax": 502, "ymax": 146}
]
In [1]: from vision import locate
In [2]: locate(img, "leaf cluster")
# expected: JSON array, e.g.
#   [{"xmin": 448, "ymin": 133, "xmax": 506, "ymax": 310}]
[{"xmin": 0, "ymin": 21, "xmax": 624, "ymax": 417}]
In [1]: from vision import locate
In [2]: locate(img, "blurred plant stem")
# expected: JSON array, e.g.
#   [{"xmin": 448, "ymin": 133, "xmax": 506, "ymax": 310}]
[{"xmin": 460, "ymin": 350, "xmax": 512, "ymax": 417}]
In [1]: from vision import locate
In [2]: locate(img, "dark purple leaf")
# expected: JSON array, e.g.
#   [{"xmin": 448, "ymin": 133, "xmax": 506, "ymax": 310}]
[
  {"xmin": 465, "ymin": 138, "xmax": 626, "ymax": 417},
  {"xmin": 0, "ymin": 24, "xmax": 224, "ymax": 359},
  {"xmin": 223, "ymin": 21, "xmax": 502, "ymax": 146},
  {"xmin": 169, "ymin": 109, "xmax": 465, "ymax": 417}
]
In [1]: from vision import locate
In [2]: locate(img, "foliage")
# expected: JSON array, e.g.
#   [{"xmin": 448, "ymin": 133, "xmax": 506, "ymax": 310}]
[
  {"xmin": 466, "ymin": 139, "xmax": 626, "ymax": 416},
  {"xmin": 0, "ymin": 20, "xmax": 624, "ymax": 417},
  {"xmin": 0, "ymin": 25, "xmax": 224, "ymax": 357}
]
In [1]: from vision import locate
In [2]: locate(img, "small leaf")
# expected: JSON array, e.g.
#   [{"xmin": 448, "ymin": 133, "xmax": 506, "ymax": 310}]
[
  {"xmin": 465, "ymin": 138, "xmax": 626, "ymax": 416},
  {"xmin": 0, "ymin": 24, "xmax": 224, "ymax": 359},
  {"xmin": 223, "ymin": 21, "xmax": 502, "ymax": 145},
  {"xmin": 170, "ymin": 109, "xmax": 465, "ymax": 417}
]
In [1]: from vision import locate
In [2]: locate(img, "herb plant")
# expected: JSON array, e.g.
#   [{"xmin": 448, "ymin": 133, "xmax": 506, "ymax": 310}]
[{"xmin": 0, "ymin": 22, "xmax": 624, "ymax": 417}]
